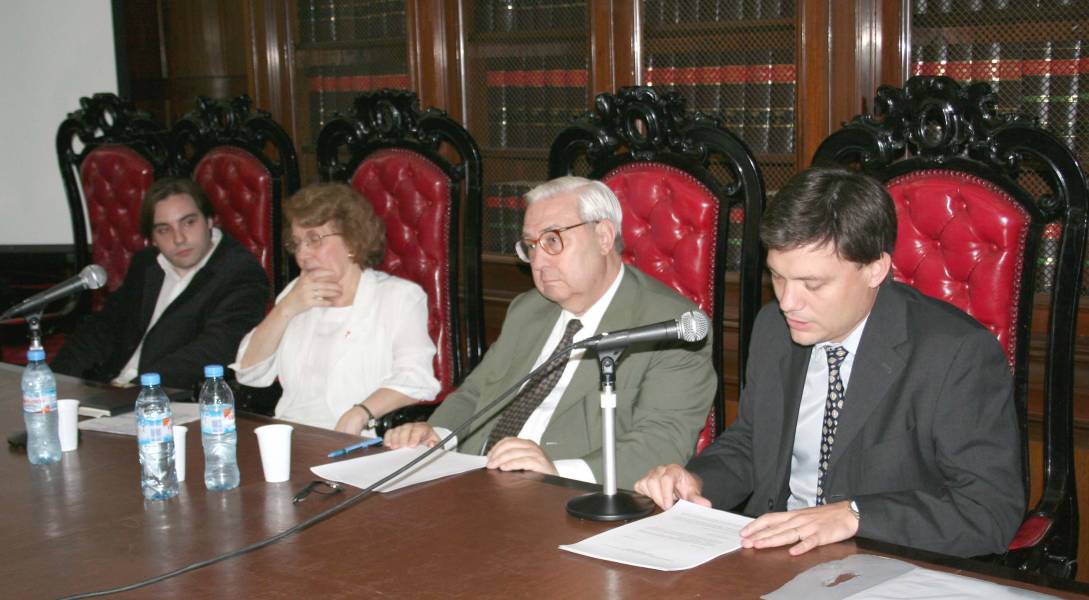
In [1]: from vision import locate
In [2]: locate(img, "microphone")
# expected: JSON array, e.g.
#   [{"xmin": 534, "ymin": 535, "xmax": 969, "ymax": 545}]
[
  {"xmin": 1, "ymin": 264, "xmax": 107, "ymax": 320},
  {"xmin": 575, "ymin": 310, "xmax": 710, "ymax": 352}
]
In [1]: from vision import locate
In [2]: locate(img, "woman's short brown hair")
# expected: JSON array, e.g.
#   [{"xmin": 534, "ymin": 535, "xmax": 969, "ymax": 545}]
[{"xmin": 283, "ymin": 183, "xmax": 386, "ymax": 269}]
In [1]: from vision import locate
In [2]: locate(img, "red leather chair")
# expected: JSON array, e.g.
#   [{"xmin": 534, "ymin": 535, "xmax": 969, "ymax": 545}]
[
  {"xmin": 171, "ymin": 96, "xmax": 300, "ymax": 294},
  {"xmin": 316, "ymin": 89, "xmax": 485, "ymax": 426},
  {"xmin": 6, "ymin": 95, "xmax": 171, "ymax": 364},
  {"xmin": 814, "ymin": 75, "xmax": 1087, "ymax": 578},
  {"xmin": 549, "ymin": 86, "xmax": 767, "ymax": 454}
]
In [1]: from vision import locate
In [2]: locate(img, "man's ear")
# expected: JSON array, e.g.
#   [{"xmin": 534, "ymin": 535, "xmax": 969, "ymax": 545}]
[
  {"xmin": 595, "ymin": 220, "xmax": 616, "ymax": 255},
  {"xmin": 865, "ymin": 252, "xmax": 892, "ymax": 288}
]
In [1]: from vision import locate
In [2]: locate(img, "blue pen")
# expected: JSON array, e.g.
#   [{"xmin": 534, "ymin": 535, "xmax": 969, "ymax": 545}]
[{"xmin": 327, "ymin": 437, "xmax": 384, "ymax": 458}]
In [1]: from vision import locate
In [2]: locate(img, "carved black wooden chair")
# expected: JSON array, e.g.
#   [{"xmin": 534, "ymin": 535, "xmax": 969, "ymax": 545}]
[
  {"xmin": 8, "ymin": 94, "xmax": 171, "ymax": 365},
  {"xmin": 549, "ymin": 86, "xmax": 766, "ymax": 454},
  {"xmin": 814, "ymin": 75, "xmax": 1087, "ymax": 578},
  {"xmin": 171, "ymin": 95, "xmax": 299, "ymax": 412},
  {"xmin": 317, "ymin": 89, "xmax": 484, "ymax": 430},
  {"xmin": 171, "ymin": 95, "xmax": 300, "ymax": 294}
]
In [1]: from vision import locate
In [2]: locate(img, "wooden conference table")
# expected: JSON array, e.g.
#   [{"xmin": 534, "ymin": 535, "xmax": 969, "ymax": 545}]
[{"xmin": 3, "ymin": 364, "xmax": 1088, "ymax": 599}]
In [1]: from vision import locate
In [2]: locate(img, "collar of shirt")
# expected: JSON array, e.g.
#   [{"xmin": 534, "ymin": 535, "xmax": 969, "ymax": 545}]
[
  {"xmin": 814, "ymin": 311, "xmax": 868, "ymax": 363},
  {"xmin": 156, "ymin": 227, "xmax": 223, "ymax": 286},
  {"xmin": 555, "ymin": 264, "xmax": 626, "ymax": 344}
]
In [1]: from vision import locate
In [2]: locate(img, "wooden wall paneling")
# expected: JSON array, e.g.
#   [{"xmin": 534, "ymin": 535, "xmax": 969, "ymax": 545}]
[
  {"xmin": 879, "ymin": 0, "xmax": 908, "ymax": 87},
  {"xmin": 243, "ymin": 0, "xmax": 297, "ymax": 150},
  {"xmin": 411, "ymin": 0, "xmax": 450, "ymax": 111},
  {"xmin": 161, "ymin": 0, "xmax": 249, "ymax": 123},
  {"xmin": 115, "ymin": 0, "xmax": 169, "ymax": 122},
  {"xmin": 796, "ymin": 0, "xmax": 832, "ymax": 166}
]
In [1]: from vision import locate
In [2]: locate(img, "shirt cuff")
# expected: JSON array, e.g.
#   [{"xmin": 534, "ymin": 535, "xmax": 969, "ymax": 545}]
[{"xmin": 554, "ymin": 459, "xmax": 596, "ymax": 484}]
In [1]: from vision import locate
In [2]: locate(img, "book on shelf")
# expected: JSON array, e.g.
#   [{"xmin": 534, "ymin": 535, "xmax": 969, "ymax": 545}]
[
  {"xmin": 642, "ymin": 48, "xmax": 795, "ymax": 156},
  {"xmin": 474, "ymin": 0, "xmax": 585, "ymax": 34},
  {"xmin": 299, "ymin": 0, "xmax": 407, "ymax": 44},
  {"xmin": 483, "ymin": 56, "xmax": 588, "ymax": 150}
]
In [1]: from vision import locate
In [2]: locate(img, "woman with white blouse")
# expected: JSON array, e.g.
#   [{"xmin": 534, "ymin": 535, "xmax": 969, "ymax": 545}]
[{"xmin": 232, "ymin": 183, "xmax": 440, "ymax": 434}]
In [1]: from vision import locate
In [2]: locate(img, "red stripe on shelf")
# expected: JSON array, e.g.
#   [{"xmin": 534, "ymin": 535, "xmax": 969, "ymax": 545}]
[
  {"xmin": 770, "ymin": 64, "xmax": 796, "ymax": 82},
  {"xmin": 565, "ymin": 69, "xmax": 587, "ymax": 86}
]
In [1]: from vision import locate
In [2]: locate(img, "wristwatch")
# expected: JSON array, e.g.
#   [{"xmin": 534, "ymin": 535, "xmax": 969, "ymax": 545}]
[
  {"xmin": 848, "ymin": 500, "xmax": 861, "ymax": 521},
  {"xmin": 356, "ymin": 402, "xmax": 379, "ymax": 430}
]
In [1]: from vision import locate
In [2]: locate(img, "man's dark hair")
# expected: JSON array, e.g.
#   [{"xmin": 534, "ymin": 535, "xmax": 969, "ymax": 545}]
[
  {"xmin": 759, "ymin": 167, "xmax": 896, "ymax": 264},
  {"xmin": 139, "ymin": 177, "xmax": 215, "ymax": 238}
]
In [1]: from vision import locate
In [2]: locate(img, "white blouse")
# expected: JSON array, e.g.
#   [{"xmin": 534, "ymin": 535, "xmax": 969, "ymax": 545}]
[{"xmin": 231, "ymin": 269, "xmax": 441, "ymax": 430}]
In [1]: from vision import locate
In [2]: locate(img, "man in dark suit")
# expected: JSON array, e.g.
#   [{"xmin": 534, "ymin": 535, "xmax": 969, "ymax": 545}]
[
  {"xmin": 385, "ymin": 176, "xmax": 716, "ymax": 488},
  {"xmin": 636, "ymin": 167, "xmax": 1024, "ymax": 558},
  {"xmin": 52, "ymin": 178, "xmax": 269, "ymax": 391}
]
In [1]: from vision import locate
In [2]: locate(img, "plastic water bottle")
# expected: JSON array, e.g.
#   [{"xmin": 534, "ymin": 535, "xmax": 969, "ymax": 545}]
[
  {"xmin": 22, "ymin": 348, "xmax": 60, "ymax": 465},
  {"xmin": 135, "ymin": 372, "xmax": 178, "ymax": 500},
  {"xmin": 199, "ymin": 365, "xmax": 239, "ymax": 491}
]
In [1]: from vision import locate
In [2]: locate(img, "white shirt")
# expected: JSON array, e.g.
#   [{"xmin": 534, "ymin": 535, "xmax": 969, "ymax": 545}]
[
  {"xmin": 231, "ymin": 269, "xmax": 440, "ymax": 430},
  {"xmin": 515, "ymin": 266, "xmax": 626, "ymax": 484},
  {"xmin": 113, "ymin": 228, "xmax": 223, "ymax": 385},
  {"xmin": 787, "ymin": 315, "xmax": 868, "ymax": 510}
]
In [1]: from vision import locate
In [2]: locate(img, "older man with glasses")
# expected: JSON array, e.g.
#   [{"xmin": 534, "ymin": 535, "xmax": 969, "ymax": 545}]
[{"xmin": 385, "ymin": 176, "xmax": 716, "ymax": 488}]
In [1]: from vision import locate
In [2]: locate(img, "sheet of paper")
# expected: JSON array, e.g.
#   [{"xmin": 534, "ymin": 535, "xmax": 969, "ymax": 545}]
[
  {"xmin": 311, "ymin": 446, "xmax": 487, "ymax": 493},
  {"xmin": 763, "ymin": 554, "xmax": 1057, "ymax": 600},
  {"xmin": 77, "ymin": 402, "xmax": 201, "ymax": 436},
  {"xmin": 559, "ymin": 499, "xmax": 754, "ymax": 571}
]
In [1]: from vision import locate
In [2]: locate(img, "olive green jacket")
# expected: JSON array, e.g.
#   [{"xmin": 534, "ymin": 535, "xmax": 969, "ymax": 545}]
[{"xmin": 429, "ymin": 266, "xmax": 716, "ymax": 489}]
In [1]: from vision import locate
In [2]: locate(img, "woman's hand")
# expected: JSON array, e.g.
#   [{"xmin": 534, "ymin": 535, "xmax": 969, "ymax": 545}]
[
  {"xmin": 334, "ymin": 406, "xmax": 370, "ymax": 435},
  {"xmin": 280, "ymin": 268, "xmax": 342, "ymax": 318}
]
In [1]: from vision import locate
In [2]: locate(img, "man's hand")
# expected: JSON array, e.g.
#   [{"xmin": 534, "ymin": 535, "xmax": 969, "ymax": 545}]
[
  {"xmin": 485, "ymin": 437, "xmax": 557, "ymax": 476},
  {"xmin": 740, "ymin": 501, "xmax": 860, "ymax": 556},
  {"xmin": 384, "ymin": 422, "xmax": 440, "ymax": 449},
  {"xmin": 333, "ymin": 406, "xmax": 369, "ymax": 435},
  {"xmin": 634, "ymin": 464, "xmax": 711, "ymax": 510}
]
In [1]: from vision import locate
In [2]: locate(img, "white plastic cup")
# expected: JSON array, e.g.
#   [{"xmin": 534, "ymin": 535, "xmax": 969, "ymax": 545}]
[
  {"xmin": 58, "ymin": 399, "xmax": 80, "ymax": 452},
  {"xmin": 255, "ymin": 424, "xmax": 294, "ymax": 483},
  {"xmin": 173, "ymin": 425, "xmax": 187, "ymax": 482}
]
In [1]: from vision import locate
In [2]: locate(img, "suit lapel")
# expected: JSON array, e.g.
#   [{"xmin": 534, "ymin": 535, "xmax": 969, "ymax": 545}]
[
  {"xmin": 140, "ymin": 261, "xmax": 164, "ymax": 333},
  {"xmin": 770, "ymin": 342, "xmax": 812, "ymax": 504},
  {"xmin": 828, "ymin": 284, "xmax": 908, "ymax": 469}
]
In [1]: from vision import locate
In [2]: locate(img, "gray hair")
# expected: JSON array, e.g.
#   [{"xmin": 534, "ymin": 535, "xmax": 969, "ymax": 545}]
[{"xmin": 524, "ymin": 176, "xmax": 624, "ymax": 252}]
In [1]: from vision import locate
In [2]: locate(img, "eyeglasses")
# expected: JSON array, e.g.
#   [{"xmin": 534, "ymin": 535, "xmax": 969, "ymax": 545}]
[
  {"xmin": 285, "ymin": 232, "xmax": 341, "ymax": 254},
  {"xmin": 514, "ymin": 221, "xmax": 594, "ymax": 263},
  {"xmin": 292, "ymin": 479, "xmax": 343, "ymax": 504}
]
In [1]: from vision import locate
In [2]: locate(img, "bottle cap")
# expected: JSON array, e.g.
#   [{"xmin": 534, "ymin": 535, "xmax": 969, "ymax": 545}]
[
  {"xmin": 26, "ymin": 349, "xmax": 45, "ymax": 361},
  {"xmin": 204, "ymin": 364, "xmax": 225, "ymax": 378},
  {"xmin": 140, "ymin": 372, "xmax": 161, "ymax": 386}
]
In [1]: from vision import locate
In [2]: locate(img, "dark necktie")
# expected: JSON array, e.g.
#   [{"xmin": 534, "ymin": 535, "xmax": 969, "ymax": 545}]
[
  {"xmin": 485, "ymin": 318, "xmax": 583, "ymax": 451},
  {"xmin": 816, "ymin": 345, "xmax": 848, "ymax": 505}
]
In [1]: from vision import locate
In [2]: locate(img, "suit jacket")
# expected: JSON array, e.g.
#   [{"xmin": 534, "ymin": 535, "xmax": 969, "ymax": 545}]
[
  {"xmin": 51, "ymin": 233, "xmax": 270, "ymax": 391},
  {"xmin": 687, "ymin": 281, "xmax": 1024, "ymax": 557},
  {"xmin": 429, "ymin": 266, "xmax": 717, "ymax": 489}
]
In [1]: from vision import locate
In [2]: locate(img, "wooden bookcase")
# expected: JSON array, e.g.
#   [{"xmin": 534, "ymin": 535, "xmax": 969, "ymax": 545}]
[{"xmin": 114, "ymin": 0, "xmax": 1089, "ymax": 580}]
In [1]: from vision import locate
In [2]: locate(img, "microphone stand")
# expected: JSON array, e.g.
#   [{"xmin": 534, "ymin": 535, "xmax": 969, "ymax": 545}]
[{"xmin": 565, "ymin": 348, "xmax": 654, "ymax": 521}]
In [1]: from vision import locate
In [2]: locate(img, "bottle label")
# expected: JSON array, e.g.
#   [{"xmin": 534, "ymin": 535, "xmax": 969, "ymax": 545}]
[
  {"xmin": 201, "ymin": 405, "xmax": 236, "ymax": 435},
  {"xmin": 23, "ymin": 391, "xmax": 57, "ymax": 414},
  {"xmin": 137, "ymin": 415, "xmax": 174, "ymax": 446}
]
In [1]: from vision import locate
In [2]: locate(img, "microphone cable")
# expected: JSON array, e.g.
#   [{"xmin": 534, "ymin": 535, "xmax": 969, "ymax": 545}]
[{"xmin": 61, "ymin": 344, "xmax": 581, "ymax": 599}]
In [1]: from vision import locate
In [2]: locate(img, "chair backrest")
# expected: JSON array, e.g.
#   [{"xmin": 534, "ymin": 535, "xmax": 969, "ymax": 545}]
[
  {"xmin": 56, "ymin": 93, "xmax": 171, "ymax": 302},
  {"xmin": 171, "ymin": 96, "xmax": 300, "ymax": 293},
  {"xmin": 316, "ymin": 89, "xmax": 484, "ymax": 402},
  {"xmin": 813, "ymin": 75, "xmax": 1087, "ymax": 577},
  {"xmin": 548, "ymin": 86, "xmax": 767, "ymax": 454}
]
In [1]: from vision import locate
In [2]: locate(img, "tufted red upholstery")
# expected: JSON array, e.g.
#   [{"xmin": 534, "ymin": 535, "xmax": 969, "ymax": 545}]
[
  {"xmin": 79, "ymin": 145, "xmax": 154, "ymax": 305},
  {"xmin": 887, "ymin": 170, "xmax": 1030, "ymax": 367},
  {"xmin": 603, "ymin": 162, "xmax": 720, "ymax": 453},
  {"xmin": 193, "ymin": 147, "xmax": 274, "ymax": 281},
  {"xmin": 349, "ymin": 148, "xmax": 454, "ymax": 401}
]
